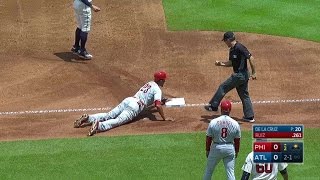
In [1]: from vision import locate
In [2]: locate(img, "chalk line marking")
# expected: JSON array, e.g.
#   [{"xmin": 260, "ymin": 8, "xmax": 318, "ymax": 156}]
[
  {"xmin": 0, "ymin": 107, "xmax": 111, "ymax": 115},
  {"xmin": 185, "ymin": 98, "xmax": 320, "ymax": 107},
  {"xmin": 0, "ymin": 98, "xmax": 319, "ymax": 116}
]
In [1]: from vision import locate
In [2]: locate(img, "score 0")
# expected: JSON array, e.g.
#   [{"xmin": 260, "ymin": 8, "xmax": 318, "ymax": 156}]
[
  {"xmin": 272, "ymin": 142, "xmax": 281, "ymax": 152},
  {"xmin": 272, "ymin": 143, "xmax": 281, "ymax": 162}
]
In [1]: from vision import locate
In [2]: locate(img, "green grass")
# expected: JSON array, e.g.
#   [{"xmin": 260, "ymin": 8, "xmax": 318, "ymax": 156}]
[
  {"xmin": 162, "ymin": 0, "xmax": 320, "ymax": 42},
  {"xmin": 0, "ymin": 129, "xmax": 319, "ymax": 179}
]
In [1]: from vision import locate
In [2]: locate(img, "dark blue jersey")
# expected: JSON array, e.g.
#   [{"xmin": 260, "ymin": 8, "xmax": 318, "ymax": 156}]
[{"xmin": 229, "ymin": 42, "xmax": 252, "ymax": 73}]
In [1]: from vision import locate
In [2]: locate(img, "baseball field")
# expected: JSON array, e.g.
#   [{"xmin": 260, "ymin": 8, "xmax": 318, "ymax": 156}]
[{"xmin": 0, "ymin": 0, "xmax": 319, "ymax": 179}]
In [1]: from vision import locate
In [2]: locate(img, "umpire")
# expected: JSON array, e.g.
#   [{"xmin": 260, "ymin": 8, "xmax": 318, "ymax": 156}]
[{"xmin": 205, "ymin": 31, "xmax": 256, "ymax": 123}]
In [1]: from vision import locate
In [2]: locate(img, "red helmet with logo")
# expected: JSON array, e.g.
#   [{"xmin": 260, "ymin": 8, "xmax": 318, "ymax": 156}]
[
  {"xmin": 154, "ymin": 71, "xmax": 167, "ymax": 81},
  {"xmin": 220, "ymin": 100, "xmax": 232, "ymax": 112}
]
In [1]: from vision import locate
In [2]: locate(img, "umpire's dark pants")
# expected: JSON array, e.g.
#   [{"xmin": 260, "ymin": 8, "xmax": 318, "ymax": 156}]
[{"xmin": 209, "ymin": 72, "xmax": 254, "ymax": 118}]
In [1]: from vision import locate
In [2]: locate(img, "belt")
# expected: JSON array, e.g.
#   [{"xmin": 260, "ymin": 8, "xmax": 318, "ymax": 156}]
[
  {"xmin": 214, "ymin": 142, "xmax": 233, "ymax": 144},
  {"xmin": 234, "ymin": 70, "xmax": 247, "ymax": 73}
]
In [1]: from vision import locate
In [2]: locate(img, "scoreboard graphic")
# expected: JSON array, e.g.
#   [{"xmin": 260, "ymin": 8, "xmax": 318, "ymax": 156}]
[{"xmin": 253, "ymin": 125, "xmax": 304, "ymax": 163}]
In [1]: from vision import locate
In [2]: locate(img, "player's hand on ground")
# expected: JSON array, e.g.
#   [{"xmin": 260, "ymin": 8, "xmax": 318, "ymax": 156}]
[
  {"xmin": 250, "ymin": 73, "xmax": 257, "ymax": 80},
  {"xmin": 165, "ymin": 117, "xmax": 175, "ymax": 121},
  {"xmin": 161, "ymin": 98, "xmax": 169, "ymax": 105},
  {"xmin": 92, "ymin": 5, "xmax": 101, "ymax": 12},
  {"xmin": 215, "ymin": 61, "xmax": 221, "ymax": 66}
]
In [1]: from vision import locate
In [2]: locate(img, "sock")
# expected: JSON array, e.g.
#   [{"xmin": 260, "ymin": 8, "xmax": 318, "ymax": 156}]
[
  {"xmin": 74, "ymin": 28, "xmax": 81, "ymax": 48},
  {"xmin": 80, "ymin": 31, "xmax": 88, "ymax": 51}
]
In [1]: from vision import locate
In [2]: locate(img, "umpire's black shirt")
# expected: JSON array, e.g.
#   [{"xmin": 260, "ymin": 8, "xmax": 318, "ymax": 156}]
[{"xmin": 229, "ymin": 42, "xmax": 252, "ymax": 73}]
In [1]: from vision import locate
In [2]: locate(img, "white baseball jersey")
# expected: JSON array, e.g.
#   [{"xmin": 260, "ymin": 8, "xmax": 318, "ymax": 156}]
[
  {"xmin": 88, "ymin": 81, "xmax": 162, "ymax": 132},
  {"xmin": 207, "ymin": 115, "xmax": 241, "ymax": 143},
  {"xmin": 242, "ymin": 152, "xmax": 288, "ymax": 180},
  {"xmin": 134, "ymin": 81, "xmax": 162, "ymax": 107}
]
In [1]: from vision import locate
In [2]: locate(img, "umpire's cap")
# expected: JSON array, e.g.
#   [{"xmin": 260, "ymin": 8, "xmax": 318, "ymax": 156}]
[
  {"xmin": 222, "ymin": 31, "xmax": 235, "ymax": 41},
  {"xmin": 220, "ymin": 100, "xmax": 232, "ymax": 112}
]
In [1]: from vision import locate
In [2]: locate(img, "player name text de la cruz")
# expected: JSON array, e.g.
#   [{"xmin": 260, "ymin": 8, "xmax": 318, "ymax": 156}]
[{"xmin": 253, "ymin": 125, "xmax": 303, "ymax": 139}]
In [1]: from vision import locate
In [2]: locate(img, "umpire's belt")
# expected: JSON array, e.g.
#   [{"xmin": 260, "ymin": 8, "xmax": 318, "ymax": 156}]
[{"xmin": 214, "ymin": 142, "xmax": 233, "ymax": 144}]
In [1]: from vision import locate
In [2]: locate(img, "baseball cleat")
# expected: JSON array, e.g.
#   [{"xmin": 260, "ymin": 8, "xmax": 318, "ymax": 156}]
[
  {"xmin": 88, "ymin": 121, "xmax": 99, "ymax": 136},
  {"xmin": 74, "ymin": 114, "xmax": 89, "ymax": 128},
  {"xmin": 78, "ymin": 50, "xmax": 93, "ymax": 60},
  {"xmin": 204, "ymin": 105, "xmax": 218, "ymax": 112},
  {"xmin": 242, "ymin": 117, "xmax": 255, "ymax": 123},
  {"xmin": 71, "ymin": 46, "xmax": 80, "ymax": 55}
]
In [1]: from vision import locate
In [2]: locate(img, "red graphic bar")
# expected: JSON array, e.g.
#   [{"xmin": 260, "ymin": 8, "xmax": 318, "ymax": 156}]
[
  {"xmin": 254, "ymin": 142, "xmax": 282, "ymax": 152},
  {"xmin": 254, "ymin": 132, "xmax": 303, "ymax": 139},
  {"xmin": 254, "ymin": 142, "xmax": 271, "ymax": 152}
]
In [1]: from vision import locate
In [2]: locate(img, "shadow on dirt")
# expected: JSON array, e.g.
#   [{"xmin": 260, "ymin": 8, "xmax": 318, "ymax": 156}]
[{"xmin": 54, "ymin": 52, "xmax": 89, "ymax": 63}]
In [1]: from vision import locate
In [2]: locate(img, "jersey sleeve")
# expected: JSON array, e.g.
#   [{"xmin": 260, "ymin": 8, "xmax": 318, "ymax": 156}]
[
  {"xmin": 278, "ymin": 163, "xmax": 288, "ymax": 171},
  {"xmin": 239, "ymin": 44, "xmax": 252, "ymax": 59},
  {"xmin": 242, "ymin": 153, "xmax": 253, "ymax": 173},
  {"xmin": 153, "ymin": 87, "xmax": 162, "ymax": 103}
]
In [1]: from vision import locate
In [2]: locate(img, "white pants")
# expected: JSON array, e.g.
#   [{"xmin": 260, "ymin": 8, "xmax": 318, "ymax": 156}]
[
  {"xmin": 73, "ymin": 0, "xmax": 92, "ymax": 32},
  {"xmin": 203, "ymin": 144, "xmax": 236, "ymax": 180},
  {"xmin": 88, "ymin": 97, "xmax": 144, "ymax": 131}
]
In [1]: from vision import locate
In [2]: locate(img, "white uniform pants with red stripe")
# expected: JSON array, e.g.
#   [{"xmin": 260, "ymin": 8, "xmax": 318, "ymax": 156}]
[{"xmin": 88, "ymin": 97, "xmax": 144, "ymax": 131}]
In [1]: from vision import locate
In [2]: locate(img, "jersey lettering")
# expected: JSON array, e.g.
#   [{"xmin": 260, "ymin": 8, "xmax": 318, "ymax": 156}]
[
  {"xmin": 140, "ymin": 83, "xmax": 151, "ymax": 93},
  {"xmin": 256, "ymin": 164, "xmax": 273, "ymax": 173}
]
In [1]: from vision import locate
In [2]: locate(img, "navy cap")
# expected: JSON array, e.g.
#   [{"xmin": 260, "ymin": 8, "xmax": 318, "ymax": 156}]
[{"xmin": 222, "ymin": 31, "xmax": 235, "ymax": 41}]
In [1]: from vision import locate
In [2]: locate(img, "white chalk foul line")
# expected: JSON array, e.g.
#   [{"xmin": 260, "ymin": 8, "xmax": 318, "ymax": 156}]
[
  {"xmin": 0, "ymin": 107, "xmax": 111, "ymax": 115},
  {"xmin": 185, "ymin": 98, "xmax": 320, "ymax": 107},
  {"xmin": 0, "ymin": 98, "xmax": 319, "ymax": 116}
]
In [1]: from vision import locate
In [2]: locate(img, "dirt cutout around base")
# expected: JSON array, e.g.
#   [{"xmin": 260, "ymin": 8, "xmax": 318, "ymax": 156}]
[{"xmin": 0, "ymin": 0, "xmax": 319, "ymax": 141}]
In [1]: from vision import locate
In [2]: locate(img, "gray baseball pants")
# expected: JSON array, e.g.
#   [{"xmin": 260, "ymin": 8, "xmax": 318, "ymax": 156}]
[{"xmin": 209, "ymin": 72, "xmax": 254, "ymax": 118}]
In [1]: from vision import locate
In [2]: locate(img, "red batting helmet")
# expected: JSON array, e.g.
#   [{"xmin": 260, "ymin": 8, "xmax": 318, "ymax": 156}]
[
  {"xmin": 220, "ymin": 100, "xmax": 232, "ymax": 112},
  {"xmin": 154, "ymin": 71, "xmax": 167, "ymax": 81}
]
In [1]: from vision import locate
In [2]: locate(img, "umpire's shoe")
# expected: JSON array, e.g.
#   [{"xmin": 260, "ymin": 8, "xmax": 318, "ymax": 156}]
[
  {"xmin": 243, "ymin": 116, "xmax": 255, "ymax": 123},
  {"xmin": 204, "ymin": 105, "xmax": 218, "ymax": 112},
  {"xmin": 78, "ymin": 50, "xmax": 93, "ymax": 60},
  {"xmin": 71, "ymin": 46, "xmax": 80, "ymax": 54}
]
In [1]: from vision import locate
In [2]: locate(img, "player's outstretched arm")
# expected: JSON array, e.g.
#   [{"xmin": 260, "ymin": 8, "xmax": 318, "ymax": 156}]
[{"xmin": 155, "ymin": 101, "xmax": 174, "ymax": 121}]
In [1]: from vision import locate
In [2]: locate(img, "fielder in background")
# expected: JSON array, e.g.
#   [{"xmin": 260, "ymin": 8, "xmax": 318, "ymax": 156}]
[
  {"xmin": 74, "ymin": 70, "xmax": 174, "ymax": 136},
  {"xmin": 241, "ymin": 151, "xmax": 289, "ymax": 180},
  {"xmin": 205, "ymin": 31, "xmax": 256, "ymax": 123},
  {"xmin": 72, "ymin": 0, "xmax": 100, "ymax": 60},
  {"xmin": 203, "ymin": 100, "xmax": 241, "ymax": 180}
]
